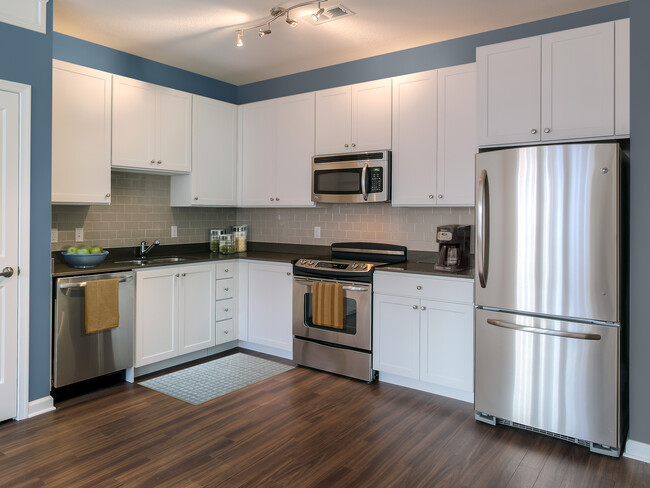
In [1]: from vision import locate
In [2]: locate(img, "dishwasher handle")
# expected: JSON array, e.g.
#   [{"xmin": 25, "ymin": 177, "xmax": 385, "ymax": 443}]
[{"xmin": 59, "ymin": 275, "xmax": 133, "ymax": 290}]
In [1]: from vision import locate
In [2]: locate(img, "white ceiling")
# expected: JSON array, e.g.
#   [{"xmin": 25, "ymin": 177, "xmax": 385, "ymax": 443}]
[{"xmin": 53, "ymin": 0, "xmax": 625, "ymax": 86}]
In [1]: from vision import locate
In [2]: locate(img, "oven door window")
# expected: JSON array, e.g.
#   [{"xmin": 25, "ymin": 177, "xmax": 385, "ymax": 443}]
[
  {"xmin": 303, "ymin": 292, "xmax": 357, "ymax": 335},
  {"xmin": 313, "ymin": 168, "xmax": 363, "ymax": 195}
]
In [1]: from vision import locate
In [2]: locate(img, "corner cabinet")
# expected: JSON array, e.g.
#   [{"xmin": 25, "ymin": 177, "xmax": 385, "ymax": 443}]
[
  {"xmin": 373, "ymin": 271, "xmax": 474, "ymax": 402},
  {"xmin": 239, "ymin": 93, "xmax": 315, "ymax": 207},
  {"xmin": 392, "ymin": 64, "xmax": 477, "ymax": 206},
  {"xmin": 477, "ymin": 21, "xmax": 627, "ymax": 146},
  {"xmin": 135, "ymin": 263, "xmax": 215, "ymax": 367},
  {"xmin": 170, "ymin": 96, "xmax": 238, "ymax": 206},
  {"xmin": 315, "ymin": 79, "xmax": 392, "ymax": 155},
  {"xmin": 112, "ymin": 75, "xmax": 192, "ymax": 174},
  {"xmin": 52, "ymin": 61, "xmax": 112, "ymax": 205}
]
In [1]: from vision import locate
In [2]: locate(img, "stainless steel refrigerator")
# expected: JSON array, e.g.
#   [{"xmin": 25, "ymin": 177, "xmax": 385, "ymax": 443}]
[{"xmin": 474, "ymin": 143, "xmax": 627, "ymax": 457}]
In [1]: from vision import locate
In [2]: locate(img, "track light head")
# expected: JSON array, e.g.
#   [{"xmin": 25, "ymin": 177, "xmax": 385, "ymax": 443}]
[
  {"xmin": 286, "ymin": 11, "xmax": 298, "ymax": 27},
  {"xmin": 258, "ymin": 24, "xmax": 272, "ymax": 37},
  {"xmin": 312, "ymin": 3, "xmax": 324, "ymax": 21},
  {"xmin": 236, "ymin": 31, "xmax": 243, "ymax": 47}
]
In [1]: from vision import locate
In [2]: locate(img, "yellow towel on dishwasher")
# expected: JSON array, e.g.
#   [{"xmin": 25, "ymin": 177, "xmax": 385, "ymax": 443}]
[
  {"xmin": 84, "ymin": 278, "xmax": 120, "ymax": 334},
  {"xmin": 312, "ymin": 281, "xmax": 344, "ymax": 329}
]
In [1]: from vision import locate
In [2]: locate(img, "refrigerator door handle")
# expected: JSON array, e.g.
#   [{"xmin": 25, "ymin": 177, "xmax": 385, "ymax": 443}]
[
  {"xmin": 477, "ymin": 169, "xmax": 490, "ymax": 288},
  {"xmin": 486, "ymin": 319, "xmax": 601, "ymax": 341}
]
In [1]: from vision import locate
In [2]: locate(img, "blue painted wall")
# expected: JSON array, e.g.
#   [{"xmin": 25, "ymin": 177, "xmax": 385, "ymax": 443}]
[
  {"xmin": 53, "ymin": 33, "xmax": 238, "ymax": 103},
  {"xmin": 0, "ymin": 3, "xmax": 53, "ymax": 401}
]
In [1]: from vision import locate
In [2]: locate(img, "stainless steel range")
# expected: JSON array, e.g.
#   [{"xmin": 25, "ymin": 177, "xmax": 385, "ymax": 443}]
[{"xmin": 292, "ymin": 242, "xmax": 407, "ymax": 381}]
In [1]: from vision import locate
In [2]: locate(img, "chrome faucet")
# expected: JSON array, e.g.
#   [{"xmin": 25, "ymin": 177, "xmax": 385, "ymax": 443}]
[{"xmin": 139, "ymin": 240, "xmax": 160, "ymax": 258}]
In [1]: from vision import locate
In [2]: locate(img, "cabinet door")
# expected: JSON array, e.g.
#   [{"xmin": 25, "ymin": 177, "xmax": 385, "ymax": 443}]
[
  {"xmin": 437, "ymin": 63, "xmax": 477, "ymax": 206},
  {"xmin": 420, "ymin": 299, "xmax": 473, "ymax": 392},
  {"xmin": 112, "ymin": 76, "xmax": 157, "ymax": 170},
  {"xmin": 178, "ymin": 264, "xmax": 215, "ymax": 355},
  {"xmin": 135, "ymin": 268, "xmax": 178, "ymax": 367},
  {"xmin": 170, "ymin": 96, "xmax": 237, "ymax": 206},
  {"xmin": 240, "ymin": 100, "xmax": 278, "ymax": 205},
  {"xmin": 373, "ymin": 294, "xmax": 420, "ymax": 379},
  {"xmin": 52, "ymin": 61, "xmax": 112, "ymax": 205},
  {"xmin": 391, "ymin": 70, "xmax": 438, "ymax": 206},
  {"xmin": 351, "ymin": 79, "xmax": 392, "ymax": 152},
  {"xmin": 615, "ymin": 18, "xmax": 630, "ymax": 137},
  {"xmin": 157, "ymin": 87, "xmax": 192, "ymax": 172},
  {"xmin": 275, "ymin": 93, "xmax": 315, "ymax": 206},
  {"xmin": 247, "ymin": 262, "xmax": 293, "ymax": 352},
  {"xmin": 315, "ymin": 86, "xmax": 351, "ymax": 155},
  {"xmin": 477, "ymin": 36, "xmax": 541, "ymax": 146},
  {"xmin": 541, "ymin": 22, "xmax": 614, "ymax": 141}
]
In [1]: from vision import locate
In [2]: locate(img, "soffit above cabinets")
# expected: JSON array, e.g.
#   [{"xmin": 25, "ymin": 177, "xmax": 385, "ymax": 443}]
[{"xmin": 53, "ymin": 0, "xmax": 625, "ymax": 85}]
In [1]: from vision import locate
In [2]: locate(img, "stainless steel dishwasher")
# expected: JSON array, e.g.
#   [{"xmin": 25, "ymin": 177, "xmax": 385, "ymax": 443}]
[{"xmin": 53, "ymin": 271, "xmax": 134, "ymax": 388}]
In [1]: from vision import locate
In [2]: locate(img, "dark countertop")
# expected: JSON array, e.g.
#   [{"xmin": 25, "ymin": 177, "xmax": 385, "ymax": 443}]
[{"xmin": 51, "ymin": 242, "xmax": 473, "ymax": 280}]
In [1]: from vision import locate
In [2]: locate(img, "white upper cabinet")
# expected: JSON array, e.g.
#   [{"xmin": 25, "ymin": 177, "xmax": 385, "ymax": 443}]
[
  {"xmin": 240, "ymin": 92, "xmax": 315, "ymax": 207},
  {"xmin": 315, "ymin": 79, "xmax": 391, "ymax": 155},
  {"xmin": 0, "ymin": 0, "xmax": 48, "ymax": 33},
  {"xmin": 112, "ymin": 75, "xmax": 192, "ymax": 173},
  {"xmin": 478, "ymin": 21, "xmax": 623, "ymax": 146},
  {"xmin": 615, "ymin": 18, "xmax": 630, "ymax": 136},
  {"xmin": 170, "ymin": 96, "xmax": 238, "ymax": 206},
  {"xmin": 52, "ymin": 61, "xmax": 112, "ymax": 205},
  {"xmin": 477, "ymin": 36, "xmax": 541, "ymax": 146},
  {"xmin": 541, "ymin": 22, "xmax": 614, "ymax": 141},
  {"xmin": 392, "ymin": 63, "xmax": 476, "ymax": 207}
]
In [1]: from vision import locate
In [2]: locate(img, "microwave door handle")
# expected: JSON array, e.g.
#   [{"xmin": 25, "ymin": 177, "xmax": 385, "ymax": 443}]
[{"xmin": 361, "ymin": 163, "xmax": 368, "ymax": 201}]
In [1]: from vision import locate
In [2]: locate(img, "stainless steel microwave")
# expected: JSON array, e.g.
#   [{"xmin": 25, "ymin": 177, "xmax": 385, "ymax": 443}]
[{"xmin": 311, "ymin": 150, "xmax": 391, "ymax": 203}]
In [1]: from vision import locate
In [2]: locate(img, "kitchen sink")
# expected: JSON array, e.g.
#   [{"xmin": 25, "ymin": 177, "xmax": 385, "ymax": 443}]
[{"xmin": 113, "ymin": 256, "xmax": 196, "ymax": 266}]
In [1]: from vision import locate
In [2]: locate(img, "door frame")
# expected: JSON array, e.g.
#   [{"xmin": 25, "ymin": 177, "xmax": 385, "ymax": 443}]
[{"xmin": 0, "ymin": 80, "xmax": 31, "ymax": 420}]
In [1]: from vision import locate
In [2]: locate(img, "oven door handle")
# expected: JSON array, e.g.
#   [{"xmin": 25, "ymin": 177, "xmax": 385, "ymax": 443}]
[
  {"xmin": 293, "ymin": 277, "xmax": 369, "ymax": 292},
  {"xmin": 341, "ymin": 286, "xmax": 368, "ymax": 292}
]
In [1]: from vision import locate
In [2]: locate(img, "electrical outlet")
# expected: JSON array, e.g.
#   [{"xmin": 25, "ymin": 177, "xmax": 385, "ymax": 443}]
[
  {"xmin": 51, "ymin": 228, "xmax": 58, "ymax": 243},
  {"xmin": 75, "ymin": 228, "xmax": 84, "ymax": 242},
  {"xmin": 314, "ymin": 226, "xmax": 321, "ymax": 238},
  {"xmin": 171, "ymin": 225, "xmax": 178, "ymax": 238}
]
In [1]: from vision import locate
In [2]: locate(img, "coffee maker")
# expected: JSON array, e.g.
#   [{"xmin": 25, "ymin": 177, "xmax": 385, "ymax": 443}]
[{"xmin": 434, "ymin": 224, "xmax": 471, "ymax": 272}]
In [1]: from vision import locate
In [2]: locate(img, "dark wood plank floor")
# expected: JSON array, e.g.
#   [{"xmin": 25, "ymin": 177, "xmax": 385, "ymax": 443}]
[{"xmin": 0, "ymin": 358, "xmax": 648, "ymax": 487}]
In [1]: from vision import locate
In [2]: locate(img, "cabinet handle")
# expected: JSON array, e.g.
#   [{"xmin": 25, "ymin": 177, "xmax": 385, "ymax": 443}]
[
  {"xmin": 344, "ymin": 144, "xmax": 349, "ymax": 148},
  {"xmin": 194, "ymin": 197, "xmax": 198, "ymax": 201},
  {"xmin": 352, "ymin": 143, "xmax": 356, "ymax": 148},
  {"xmin": 182, "ymin": 273, "xmax": 186, "ymax": 277},
  {"xmin": 157, "ymin": 160, "xmax": 162, "ymax": 165},
  {"xmin": 530, "ymin": 129, "xmax": 537, "ymax": 134},
  {"xmin": 421, "ymin": 306, "xmax": 426, "ymax": 311},
  {"xmin": 150, "ymin": 160, "xmax": 156, "ymax": 165},
  {"xmin": 105, "ymin": 193, "xmax": 111, "ymax": 197},
  {"xmin": 544, "ymin": 128, "xmax": 551, "ymax": 134},
  {"xmin": 416, "ymin": 285, "xmax": 422, "ymax": 290},
  {"xmin": 438, "ymin": 194, "xmax": 443, "ymax": 199},
  {"xmin": 429, "ymin": 194, "xmax": 434, "ymax": 199},
  {"xmin": 412, "ymin": 305, "xmax": 418, "ymax": 309}
]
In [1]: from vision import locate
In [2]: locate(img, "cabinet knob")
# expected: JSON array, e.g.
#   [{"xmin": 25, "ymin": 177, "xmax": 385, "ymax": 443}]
[
  {"xmin": 416, "ymin": 285, "xmax": 422, "ymax": 290},
  {"xmin": 175, "ymin": 273, "xmax": 180, "ymax": 277},
  {"xmin": 157, "ymin": 160, "xmax": 162, "ymax": 165},
  {"xmin": 429, "ymin": 194, "xmax": 434, "ymax": 199},
  {"xmin": 225, "ymin": 269, "xmax": 229, "ymax": 272},
  {"xmin": 531, "ymin": 129, "xmax": 537, "ymax": 134},
  {"xmin": 150, "ymin": 160, "xmax": 156, "ymax": 165},
  {"xmin": 270, "ymin": 197, "xmax": 274, "ymax": 201},
  {"xmin": 224, "ymin": 308, "xmax": 229, "ymax": 312},
  {"xmin": 182, "ymin": 273, "xmax": 186, "ymax": 277},
  {"xmin": 344, "ymin": 144, "xmax": 349, "ymax": 148},
  {"xmin": 224, "ymin": 287, "xmax": 229, "ymax": 292},
  {"xmin": 105, "ymin": 193, "xmax": 111, "ymax": 198},
  {"xmin": 352, "ymin": 143, "xmax": 356, "ymax": 148},
  {"xmin": 194, "ymin": 197, "xmax": 198, "ymax": 201},
  {"xmin": 438, "ymin": 194, "xmax": 443, "ymax": 199},
  {"xmin": 287, "ymin": 272, "xmax": 291, "ymax": 276},
  {"xmin": 544, "ymin": 128, "xmax": 551, "ymax": 134},
  {"xmin": 412, "ymin": 305, "xmax": 418, "ymax": 309},
  {"xmin": 276, "ymin": 197, "xmax": 280, "ymax": 201},
  {"xmin": 224, "ymin": 330, "xmax": 229, "ymax": 334},
  {"xmin": 421, "ymin": 306, "xmax": 426, "ymax": 311}
]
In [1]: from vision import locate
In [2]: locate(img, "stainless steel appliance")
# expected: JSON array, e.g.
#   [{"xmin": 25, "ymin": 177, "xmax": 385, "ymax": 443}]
[
  {"xmin": 311, "ymin": 150, "xmax": 391, "ymax": 203},
  {"xmin": 53, "ymin": 272, "xmax": 135, "ymax": 388},
  {"xmin": 435, "ymin": 224, "xmax": 471, "ymax": 272},
  {"xmin": 293, "ymin": 242, "xmax": 407, "ymax": 381},
  {"xmin": 474, "ymin": 143, "xmax": 627, "ymax": 457}
]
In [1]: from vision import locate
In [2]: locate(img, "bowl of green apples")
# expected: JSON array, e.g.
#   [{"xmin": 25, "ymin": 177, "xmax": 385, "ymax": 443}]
[{"xmin": 62, "ymin": 245, "xmax": 108, "ymax": 268}]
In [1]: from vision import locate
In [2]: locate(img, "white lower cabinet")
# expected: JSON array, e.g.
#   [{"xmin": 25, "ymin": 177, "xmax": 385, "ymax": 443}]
[
  {"xmin": 135, "ymin": 263, "xmax": 215, "ymax": 367},
  {"xmin": 373, "ymin": 271, "xmax": 474, "ymax": 402}
]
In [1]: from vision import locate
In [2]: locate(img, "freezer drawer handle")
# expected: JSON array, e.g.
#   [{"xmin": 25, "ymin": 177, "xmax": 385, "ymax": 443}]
[
  {"xmin": 477, "ymin": 169, "xmax": 490, "ymax": 288},
  {"xmin": 487, "ymin": 319, "xmax": 601, "ymax": 341},
  {"xmin": 59, "ymin": 275, "xmax": 134, "ymax": 289}
]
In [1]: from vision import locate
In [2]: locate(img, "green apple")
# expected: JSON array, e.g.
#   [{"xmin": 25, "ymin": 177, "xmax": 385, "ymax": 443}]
[
  {"xmin": 82, "ymin": 245, "xmax": 92, "ymax": 252},
  {"xmin": 66, "ymin": 246, "xmax": 78, "ymax": 254},
  {"xmin": 90, "ymin": 246, "xmax": 102, "ymax": 254},
  {"xmin": 77, "ymin": 248, "xmax": 90, "ymax": 255}
]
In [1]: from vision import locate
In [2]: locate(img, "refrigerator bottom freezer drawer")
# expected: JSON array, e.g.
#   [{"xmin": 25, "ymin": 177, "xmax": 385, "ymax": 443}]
[{"xmin": 474, "ymin": 308, "xmax": 620, "ymax": 449}]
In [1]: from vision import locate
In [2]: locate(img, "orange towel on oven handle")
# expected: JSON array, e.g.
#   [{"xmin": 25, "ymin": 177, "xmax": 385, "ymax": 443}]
[
  {"xmin": 84, "ymin": 278, "xmax": 120, "ymax": 334},
  {"xmin": 312, "ymin": 281, "xmax": 344, "ymax": 329}
]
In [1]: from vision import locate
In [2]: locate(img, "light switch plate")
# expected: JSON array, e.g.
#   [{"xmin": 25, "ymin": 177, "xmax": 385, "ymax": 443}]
[
  {"xmin": 314, "ymin": 226, "xmax": 321, "ymax": 238},
  {"xmin": 171, "ymin": 225, "xmax": 178, "ymax": 238},
  {"xmin": 51, "ymin": 228, "xmax": 58, "ymax": 243},
  {"xmin": 75, "ymin": 228, "xmax": 83, "ymax": 242}
]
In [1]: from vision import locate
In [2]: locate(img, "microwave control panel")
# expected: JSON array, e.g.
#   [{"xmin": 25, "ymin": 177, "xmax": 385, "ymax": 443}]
[{"xmin": 370, "ymin": 167, "xmax": 383, "ymax": 193}]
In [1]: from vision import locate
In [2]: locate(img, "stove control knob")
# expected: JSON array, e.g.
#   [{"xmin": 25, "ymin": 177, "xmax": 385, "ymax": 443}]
[
  {"xmin": 309, "ymin": 261, "xmax": 315, "ymax": 265},
  {"xmin": 361, "ymin": 264, "xmax": 369, "ymax": 270},
  {"xmin": 351, "ymin": 263, "xmax": 358, "ymax": 269},
  {"xmin": 299, "ymin": 259, "xmax": 306, "ymax": 264}
]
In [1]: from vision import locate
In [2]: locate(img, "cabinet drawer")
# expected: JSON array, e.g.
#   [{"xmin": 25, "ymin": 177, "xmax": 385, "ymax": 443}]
[
  {"xmin": 374, "ymin": 272, "xmax": 473, "ymax": 304},
  {"xmin": 216, "ymin": 262, "xmax": 234, "ymax": 279},
  {"xmin": 217, "ymin": 319, "xmax": 235, "ymax": 343},
  {"xmin": 216, "ymin": 278, "xmax": 234, "ymax": 300},
  {"xmin": 216, "ymin": 298, "xmax": 234, "ymax": 321}
]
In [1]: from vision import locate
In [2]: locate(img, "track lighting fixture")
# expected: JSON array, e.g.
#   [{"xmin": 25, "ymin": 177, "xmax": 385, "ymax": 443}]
[{"xmin": 234, "ymin": 0, "xmax": 328, "ymax": 47}]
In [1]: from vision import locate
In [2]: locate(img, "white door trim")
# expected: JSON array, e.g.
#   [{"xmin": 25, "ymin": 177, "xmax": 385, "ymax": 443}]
[{"xmin": 0, "ymin": 79, "xmax": 32, "ymax": 420}]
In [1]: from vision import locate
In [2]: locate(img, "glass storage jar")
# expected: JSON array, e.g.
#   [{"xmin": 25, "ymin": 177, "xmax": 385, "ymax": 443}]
[
  {"xmin": 210, "ymin": 228, "xmax": 225, "ymax": 252},
  {"xmin": 219, "ymin": 234, "xmax": 236, "ymax": 254},
  {"xmin": 232, "ymin": 224, "xmax": 248, "ymax": 253}
]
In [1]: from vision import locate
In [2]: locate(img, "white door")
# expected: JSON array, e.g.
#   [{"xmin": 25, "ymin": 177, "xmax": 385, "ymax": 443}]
[
  {"xmin": 315, "ymin": 86, "xmax": 351, "ymax": 155},
  {"xmin": 541, "ymin": 22, "xmax": 615, "ymax": 141},
  {"xmin": 178, "ymin": 264, "xmax": 215, "ymax": 355},
  {"xmin": 351, "ymin": 79, "xmax": 392, "ymax": 152},
  {"xmin": 0, "ymin": 90, "xmax": 19, "ymax": 422},
  {"xmin": 157, "ymin": 87, "xmax": 192, "ymax": 172},
  {"xmin": 391, "ymin": 70, "xmax": 438, "ymax": 206}
]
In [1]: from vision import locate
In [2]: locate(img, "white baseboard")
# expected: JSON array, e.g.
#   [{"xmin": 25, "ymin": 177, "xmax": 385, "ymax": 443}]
[
  {"xmin": 378, "ymin": 372, "xmax": 474, "ymax": 404},
  {"xmin": 237, "ymin": 341, "xmax": 292, "ymax": 360},
  {"xmin": 27, "ymin": 396, "xmax": 55, "ymax": 418},
  {"xmin": 624, "ymin": 439, "xmax": 650, "ymax": 464}
]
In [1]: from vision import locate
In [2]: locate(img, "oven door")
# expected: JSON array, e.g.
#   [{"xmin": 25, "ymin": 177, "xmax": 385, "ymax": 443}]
[
  {"xmin": 312, "ymin": 161, "xmax": 389, "ymax": 203},
  {"xmin": 292, "ymin": 276, "xmax": 372, "ymax": 351}
]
